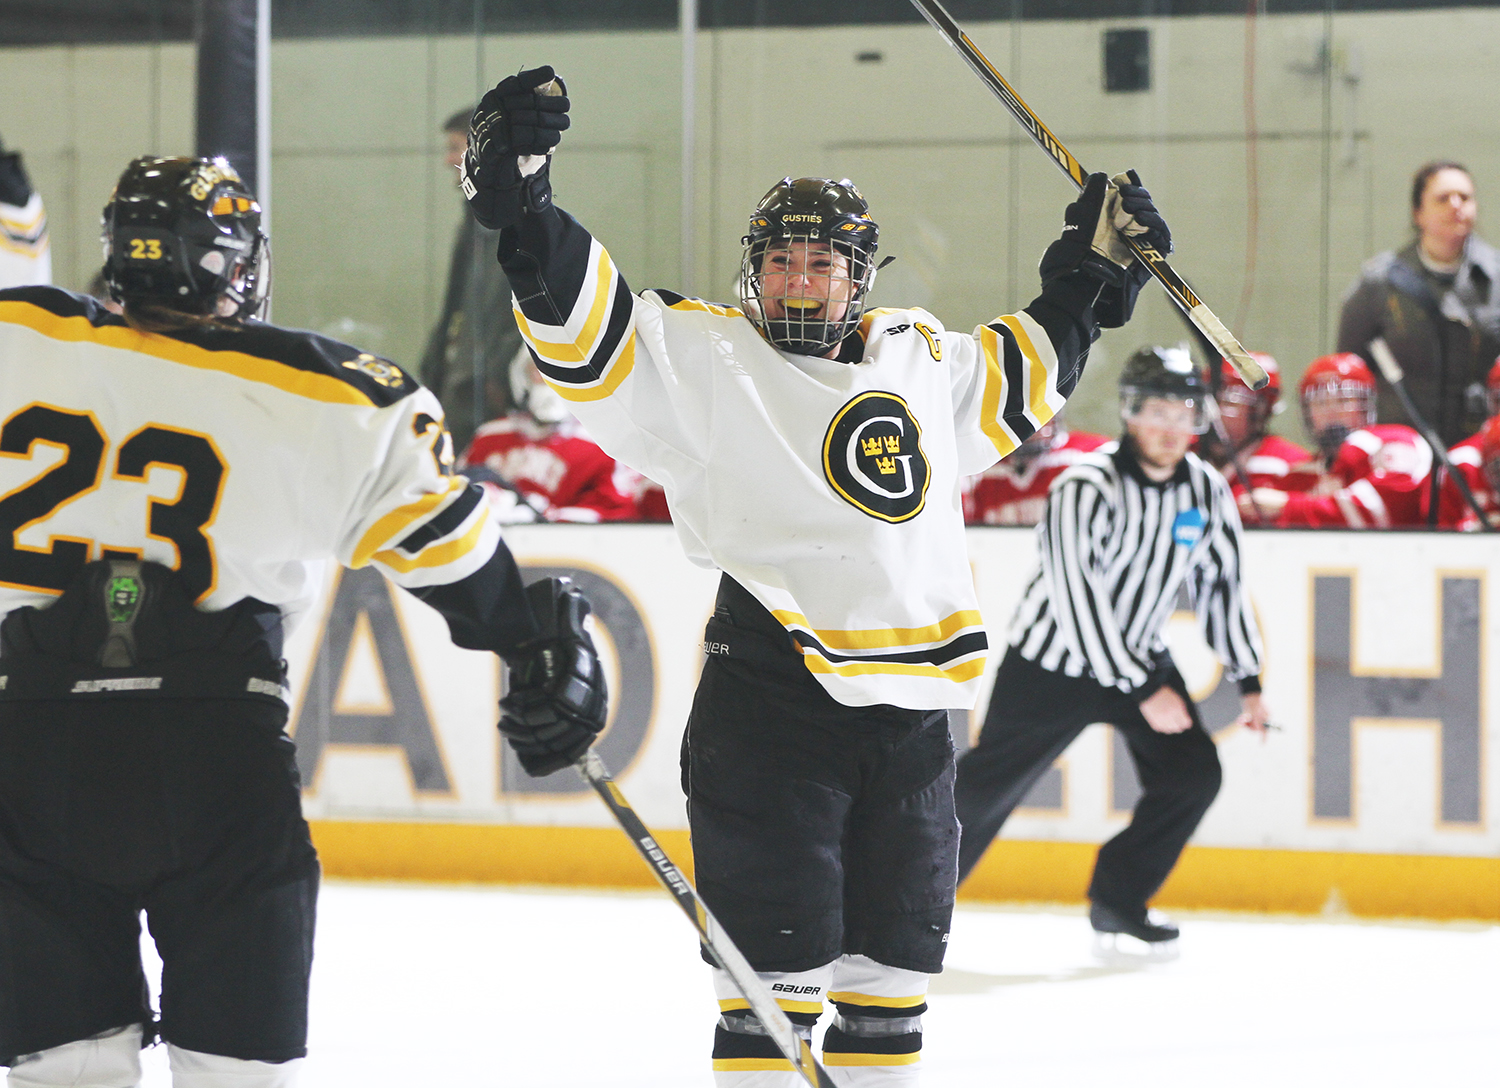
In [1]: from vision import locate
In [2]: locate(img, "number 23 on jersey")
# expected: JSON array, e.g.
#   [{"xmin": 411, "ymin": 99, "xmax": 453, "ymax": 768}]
[{"xmin": 0, "ymin": 402, "xmax": 227, "ymax": 602}]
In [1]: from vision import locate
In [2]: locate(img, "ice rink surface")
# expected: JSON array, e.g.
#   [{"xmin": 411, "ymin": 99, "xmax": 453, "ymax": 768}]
[{"xmin": 135, "ymin": 881, "xmax": 1497, "ymax": 1087}]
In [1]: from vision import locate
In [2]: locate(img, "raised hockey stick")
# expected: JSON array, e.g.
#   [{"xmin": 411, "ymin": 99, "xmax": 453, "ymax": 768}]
[
  {"xmin": 907, "ymin": 0, "xmax": 1269, "ymax": 391},
  {"xmin": 575, "ymin": 749, "xmax": 836, "ymax": 1088},
  {"xmin": 1367, "ymin": 338, "xmax": 1495, "ymax": 531}
]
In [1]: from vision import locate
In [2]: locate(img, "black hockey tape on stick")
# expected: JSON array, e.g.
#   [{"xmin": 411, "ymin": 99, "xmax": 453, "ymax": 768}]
[
  {"xmin": 907, "ymin": 0, "xmax": 1268, "ymax": 392},
  {"xmin": 1367, "ymin": 338, "xmax": 1495, "ymax": 531},
  {"xmin": 575, "ymin": 750, "xmax": 837, "ymax": 1088}
]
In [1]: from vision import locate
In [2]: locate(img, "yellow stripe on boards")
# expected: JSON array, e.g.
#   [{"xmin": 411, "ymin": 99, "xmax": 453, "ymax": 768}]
[
  {"xmin": 976, "ymin": 325, "xmax": 1019, "ymax": 458},
  {"xmin": 513, "ymin": 246, "xmax": 617, "ymax": 363},
  {"xmin": 822, "ymin": 1052, "xmax": 921, "ymax": 1067},
  {"xmin": 350, "ymin": 476, "xmax": 467, "ymax": 568},
  {"xmin": 712, "ymin": 1058, "xmax": 794, "ymax": 1072},
  {"xmin": 770, "ymin": 609, "xmax": 983, "ymax": 652},
  {"xmin": 305, "ymin": 822, "xmax": 1500, "ymax": 923},
  {"xmin": 827, "ymin": 992, "xmax": 926, "ymax": 1009},
  {"xmin": 0, "ymin": 300, "xmax": 378, "ymax": 406}
]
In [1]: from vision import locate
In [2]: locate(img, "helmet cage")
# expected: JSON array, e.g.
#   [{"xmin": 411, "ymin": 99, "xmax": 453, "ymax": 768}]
[
  {"xmin": 739, "ymin": 177, "xmax": 879, "ymax": 357},
  {"xmin": 1300, "ymin": 378, "xmax": 1376, "ymax": 458}
]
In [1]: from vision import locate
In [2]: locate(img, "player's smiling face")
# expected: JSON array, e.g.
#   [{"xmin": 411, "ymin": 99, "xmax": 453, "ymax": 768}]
[{"xmin": 758, "ymin": 240, "xmax": 853, "ymax": 327}]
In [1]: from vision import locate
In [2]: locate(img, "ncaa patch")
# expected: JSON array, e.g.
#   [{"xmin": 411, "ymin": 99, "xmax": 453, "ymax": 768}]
[
  {"xmin": 822, "ymin": 391, "xmax": 930, "ymax": 523},
  {"xmin": 1172, "ymin": 507, "xmax": 1206, "ymax": 547}
]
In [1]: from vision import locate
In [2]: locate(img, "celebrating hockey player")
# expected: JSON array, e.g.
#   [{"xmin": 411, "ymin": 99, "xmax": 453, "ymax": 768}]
[
  {"xmin": 460, "ymin": 351, "xmax": 642, "ymax": 523},
  {"xmin": 1245, "ymin": 353, "xmax": 1434, "ymax": 528},
  {"xmin": 461, "ymin": 66, "xmax": 1171, "ymax": 1084},
  {"xmin": 954, "ymin": 346, "xmax": 1267, "ymax": 952},
  {"xmin": 962, "ymin": 413, "xmax": 1107, "ymax": 526},
  {"xmin": 1198, "ymin": 352, "xmax": 1317, "ymax": 500},
  {"xmin": 0, "ymin": 156, "xmax": 607, "ymax": 1087}
]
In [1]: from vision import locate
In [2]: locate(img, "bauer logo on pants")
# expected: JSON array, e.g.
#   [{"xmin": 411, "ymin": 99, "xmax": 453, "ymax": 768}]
[{"xmin": 823, "ymin": 391, "xmax": 930, "ymax": 523}]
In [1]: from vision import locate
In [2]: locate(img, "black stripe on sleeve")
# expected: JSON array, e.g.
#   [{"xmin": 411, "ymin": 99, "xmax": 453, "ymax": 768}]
[
  {"xmin": 985, "ymin": 321, "xmax": 1038, "ymax": 447},
  {"xmin": 528, "ymin": 273, "xmax": 635, "ymax": 390},
  {"xmin": 395, "ymin": 481, "xmax": 484, "ymax": 554}
]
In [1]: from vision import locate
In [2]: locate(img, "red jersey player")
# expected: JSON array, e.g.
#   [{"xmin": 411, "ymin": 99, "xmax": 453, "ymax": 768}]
[
  {"xmin": 460, "ymin": 354, "xmax": 642, "ymax": 523},
  {"xmin": 1246, "ymin": 353, "xmax": 1433, "ymax": 528},
  {"xmin": 962, "ymin": 415, "xmax": 1107, "ymax": 525},
  {"xmin": 1433, "ymin": 414, "xmax": 1500, "ymax": 529},
  {"xmin": 1200, "ymin": 353, "xmax": 1318, "ymax": 506}
]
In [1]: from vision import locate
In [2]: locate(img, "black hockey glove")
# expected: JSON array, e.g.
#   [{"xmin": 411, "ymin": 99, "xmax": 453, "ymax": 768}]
[
  {"xmin": 498, "ymin": 576, "xmax": 608, "ymax": 777},
  {"xmin": 460, "ymin": 66, "xmax": 570, "ymax": 231},
  {"xmin": 0, "ymin": 138, "xmax": 34, "ymax": 208}
]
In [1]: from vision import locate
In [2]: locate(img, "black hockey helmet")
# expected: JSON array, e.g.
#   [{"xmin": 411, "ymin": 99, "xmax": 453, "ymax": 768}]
[
  {"xmin": 101, "ymin": 156, "xmax": 269, "ymax": 322},
  {"xmin": 1119, "ymin": 345, "xmax": 1210, "ymax": 434},
  {"xmin": 739, "ymin": 177, "xmax": 880, "ymax": 357}
]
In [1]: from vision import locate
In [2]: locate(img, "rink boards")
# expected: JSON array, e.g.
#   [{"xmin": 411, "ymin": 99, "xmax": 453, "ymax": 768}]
[{"xmin": 290, "ymin": 525, "xmax": 1500, "ymax": 921}]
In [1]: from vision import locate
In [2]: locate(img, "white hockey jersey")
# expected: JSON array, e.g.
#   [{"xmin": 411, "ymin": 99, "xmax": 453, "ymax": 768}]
[
  {"xmin": 0, "ymin": 288, "xmax": 508, "ymax": 638},
  {"xmin": 503, "ymin": 209, "xmax": 1097, "ymax": 709}
]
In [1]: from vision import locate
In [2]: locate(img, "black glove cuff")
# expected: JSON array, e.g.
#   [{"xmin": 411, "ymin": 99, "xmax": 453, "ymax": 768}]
[{"xmin": 0, "ymin": 152, "xmax": 32, "ymax": 207}]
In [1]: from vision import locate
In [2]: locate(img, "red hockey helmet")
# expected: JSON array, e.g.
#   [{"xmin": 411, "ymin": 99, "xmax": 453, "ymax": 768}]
[
  {"xmin": 1217, "ymin": 351, "xmax": 1281, "ymax": 447},
  {"xmin": 1300, "ymin": 352, "xmax": 1376, "ymax": 459},
  {"xmin": 1487, "ymin": 355, "xmax": 1500, "ymax": 416}
]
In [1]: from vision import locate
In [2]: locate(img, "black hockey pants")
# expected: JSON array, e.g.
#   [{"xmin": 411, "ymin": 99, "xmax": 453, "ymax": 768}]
[
  {"xmin": 953, "ymin": 648, "xmax": 1222, "ymax": 913},
  {"xmin": 681, "ymin": 575, "xmax": 959, "ymax": 975}
]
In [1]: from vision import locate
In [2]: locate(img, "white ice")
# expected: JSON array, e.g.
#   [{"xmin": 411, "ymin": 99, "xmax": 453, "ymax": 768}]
[{"xmin": 133, "ymin": 881, "xmax": 1498, "ymax": 1087}]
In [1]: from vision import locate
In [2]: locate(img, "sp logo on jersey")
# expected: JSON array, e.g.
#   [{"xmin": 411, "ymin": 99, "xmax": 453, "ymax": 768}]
[
  {"xmin": 823, "ymin": 391, "xmax": 930, "ymax": 523},
  {"xmin": 1172, "ymin": 507, "xmax": 1206, "ymax": 547}
]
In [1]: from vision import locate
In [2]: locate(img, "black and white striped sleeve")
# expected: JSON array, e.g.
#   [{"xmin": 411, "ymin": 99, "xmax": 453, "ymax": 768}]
[
  {"xmin": 1190, "ymin": 473, "xmax": 1265, "ymax": 684},
  {"xmin": 1035, "ymin": 471, "xmax": 1153, "ymax": 694}
]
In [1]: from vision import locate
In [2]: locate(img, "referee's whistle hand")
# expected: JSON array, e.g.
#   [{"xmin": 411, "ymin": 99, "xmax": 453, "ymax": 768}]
[
  {"xmin": 1139, "ymin": 687, "xmax": 1193, "ymax": 734},
  {"xmin": 1234, "ymin": 692, "xmax": 1272, "ymax": 740}
]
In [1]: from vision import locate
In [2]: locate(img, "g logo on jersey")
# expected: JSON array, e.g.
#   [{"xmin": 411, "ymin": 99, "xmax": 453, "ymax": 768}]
[{"xmin": 823, "ymin": 391, "xmax": 930, "ymax": 523}]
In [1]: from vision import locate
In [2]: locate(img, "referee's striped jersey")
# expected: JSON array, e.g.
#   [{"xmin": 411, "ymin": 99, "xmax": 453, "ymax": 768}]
[{"xmin": 1008, "ymin": 441, "xmax": 1263, "ymax": 695}]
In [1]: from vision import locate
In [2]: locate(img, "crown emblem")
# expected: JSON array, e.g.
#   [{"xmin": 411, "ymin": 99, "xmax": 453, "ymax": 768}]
[{"xmin": 875, "ymin": 456, "xmax": 897, "ymax": 475}]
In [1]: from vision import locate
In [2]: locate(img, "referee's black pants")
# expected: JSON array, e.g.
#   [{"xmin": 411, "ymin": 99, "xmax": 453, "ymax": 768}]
[{"xmin": 953, "ymin": 648, "xmax": 1222, "ymax": 914}]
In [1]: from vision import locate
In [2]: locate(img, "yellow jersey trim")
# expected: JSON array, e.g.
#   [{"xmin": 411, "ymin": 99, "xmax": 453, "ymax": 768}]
[
  {"xmin": 513, "ymin": 246, "xmax": 615, "ymax": 363},
  {"xmin": 545, "ymin": 332, "xmax": 638, "ymax": 404},
  {"xmin": 996, "ymin": 313, "xmax": 1053, "ymax": 425},
  {"xmin": 0, "ymin": 300, "xmax": 377, "ymax": 407},
  {"xmin": 371, "ymin": 508, "xmax": 487, "ymax": 573},
  {"xmin": 823, "ymin": 1051, "xmax": 921, "ymax": 1067},
  {"xmin": 668, "ymin": 297, "xmax": 744, "ymax": 319},
  {"xmin": 350, "ymin": 476, "xmax": 467, "ymax": 568},
  {"xmin": 827, "ymin": 991, "xmax": 927, "ymax": 1009},
  {"xmin": 801, "ymin": 655, "xmax": 987, "ymax": 683},
  {"xmin": 717, "ymin": 997, "xmax": 824, "ymax": 1015},
  {"xmin": 771, "ymin": 609, "xmax": 984, "ymax": 651},
  {"xmin": 976, "ymin": 325, "xmax": 1019, "ymax": 458}
]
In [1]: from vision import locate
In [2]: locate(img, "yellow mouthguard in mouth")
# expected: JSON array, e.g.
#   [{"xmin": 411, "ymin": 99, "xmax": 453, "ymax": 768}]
[{"xmin": 784, "ymin": 299, "xmax": 823, "ymax": 311}]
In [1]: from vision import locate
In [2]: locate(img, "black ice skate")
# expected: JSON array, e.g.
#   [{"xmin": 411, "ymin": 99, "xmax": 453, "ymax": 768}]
[{"xmin": 1089, "ymin": 901, "xmax": 1180, "ymax": 961}]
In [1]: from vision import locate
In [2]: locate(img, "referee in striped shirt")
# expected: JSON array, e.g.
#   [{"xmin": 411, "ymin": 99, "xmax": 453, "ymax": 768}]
[{"xmin": 954, "ymin": 346, "xmax": 1269, "ymax": 948}]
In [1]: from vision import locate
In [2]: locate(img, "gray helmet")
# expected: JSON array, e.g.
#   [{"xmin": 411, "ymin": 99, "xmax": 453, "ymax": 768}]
[{"xmin": 739, "ymin": 177, "xmax": 879, "ymax": 357}]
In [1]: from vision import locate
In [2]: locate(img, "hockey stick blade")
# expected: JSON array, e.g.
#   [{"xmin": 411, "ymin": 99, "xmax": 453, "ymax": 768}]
[
  {"xmin": 575, "ymin": 750, "xmax": 836, "ymax": 1088},
  {"xmin": 907, "ymin": 0, "xmax": 1268, "ymax": 391}
]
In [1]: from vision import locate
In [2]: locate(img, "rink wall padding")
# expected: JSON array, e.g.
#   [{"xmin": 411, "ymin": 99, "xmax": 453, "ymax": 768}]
[{"xmin": 290, "ymin": 525, "xmax": 1500, "ymax": 922}]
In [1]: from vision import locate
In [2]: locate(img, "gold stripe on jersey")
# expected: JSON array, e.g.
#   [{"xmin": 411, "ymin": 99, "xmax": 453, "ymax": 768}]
[
  {"xmin": 801, "ymin": 654, "xmax": 987, "ymax": 683},
  {"xmin": 667, "ymin": 298, "xmax": 744, "ymax": 319},
  {"xmin": 976, "ymin": 324, "xmax": 1021, "ymax": 458},
  {"xmin": 827, "ymin": 991, "xmax": 927, "ymax": 1008},
  {"xmin": 771, "ymin": 609, "xmax": 983, "ymax": 651},
  {"xmin": 997, "ymin": 313, "xmax": 1059, "ymax": 425},
  {"xmin": 372, "ymin": 509, "xmax": 487, "ymax": 574},
  {"xmin": 976, "ymin": 314, "xmax": 1061, "ymax": 459},
  {"xmin": 711, "ymin": 1058, "xmax": 794, "ymax": 1072},
  {"xmin": 718, "ymin": 997, "xmax": 824, "ymax": 1015},
  {"xmin": 823, "ymin": 1052, "xmax": 921, "ymax": 1067},
  {"xmin": 513, "ymin": 245, "xmax": 615, "ymax": 364},
  {"xmin": 351, "ymin": 476, "xmax": 467, "ymax": 568},
  {"xmin": 0, "ymin": 300, "xmax": 379, "ymax": 407},
  {"xmin": 541, "ymin": 332, "xmax": 638, "ymax": 404}
]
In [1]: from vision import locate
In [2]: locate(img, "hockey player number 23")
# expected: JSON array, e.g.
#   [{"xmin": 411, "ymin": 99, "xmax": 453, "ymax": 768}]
[{"xmin": 0, "ymin": 404, "xmax": 227, "ymax": 601}]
